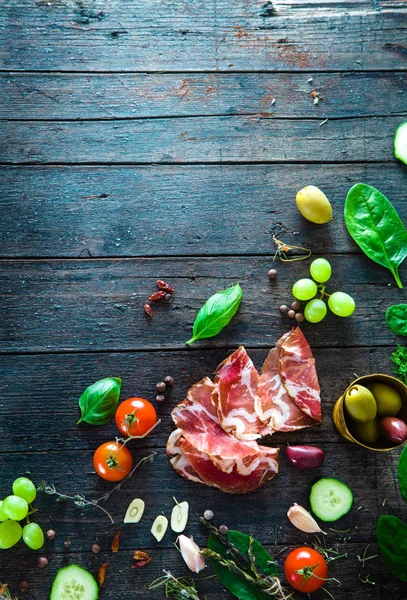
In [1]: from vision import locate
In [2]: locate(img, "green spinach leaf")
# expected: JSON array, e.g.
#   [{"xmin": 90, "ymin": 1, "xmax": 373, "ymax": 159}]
[
  {"xmin": 208, "ymin": 530, "xmax": 277, "ymax": 600},
  {"xmin": 386, "ymin": 304, "xmax": 407, "ymax": 337},
  {"xmin": 186, "ymin": 283, "xmax": 243, "ymax": 344},
  {"xmin": 377, "ymin": 515, "xmax": 407, "ymax": 582},
  {"xmin": 344, "ymin": 184, "xmax": 407, "ymax": 288},
  {"xmin": 77, "ymin": 377, "xmax": 122, "ymax": 425},
  {"xmin": 398, "ymin": 446, "xmax": 407, "ymax": 501}
]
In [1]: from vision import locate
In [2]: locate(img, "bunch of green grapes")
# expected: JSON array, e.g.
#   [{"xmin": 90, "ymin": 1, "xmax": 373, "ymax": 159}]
[
  {"xmin": 0, "ymin": 478, "xmax": 44, "ymax": 550},
  {"xmin": 292, "ymin": 258, "xmax": 355, "ymax": 323}
]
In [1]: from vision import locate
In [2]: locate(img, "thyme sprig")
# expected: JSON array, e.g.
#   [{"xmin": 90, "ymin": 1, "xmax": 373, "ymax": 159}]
[
  {"xmin": 313, "ymin": 535, "xmax": 348, "ymax": 563},
  {"xmin": 37, "ymin": 452, "xmax": 156, "ymax": 523},
  {"xmin": 358, "ymin": 573, "xmax": 375, "ymax": 585},
  {"xmin": 149, "ymin": 570, "xmax": 201, "ymax": 600},
  {"xmin": 357, "ymin": 544, "xmax": 378, "ymax": 568},
  {"xmin": 200, "ymin": 518, "xmax": 292, "ymax": 600}
]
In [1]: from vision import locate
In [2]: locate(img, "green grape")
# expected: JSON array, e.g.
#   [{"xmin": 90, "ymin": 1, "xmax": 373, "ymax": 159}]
[
  {"xmin": 22, "ymin": 522, "xmax": 44, "ymax": 550},
  {"xmin": 2, "ymin": 495, "xmax": 29, "ymax": 521},
  {"xmin": 328, "ymin": 291, "xmax": 356, "ymax": 317},
  {"xmin": 310, "ymin": 258, "xmax": 332, "ymax": 283},
  {"xmin": 0, "ymin": 501, "xmax": 8, "ymax": 522},
  {"xmin": 292, "ymin": 278, "xmax": 318, "ymax": 301},
  {"xmin": 13, "ymin": 477, "xmax": 37, "ymax": 504},
  {"xmin": 0, "ymin": 520, "xmax": 22, "ymax": 549},
  {"xmin": 304, "ymin": 299, "xmax": 327, "ymax": 323}
]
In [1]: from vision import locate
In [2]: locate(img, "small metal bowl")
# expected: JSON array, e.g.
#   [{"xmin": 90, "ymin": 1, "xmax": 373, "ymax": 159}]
[{"xmin": 333, "ymin": 373, "xmax": 407, "ymax": 452}]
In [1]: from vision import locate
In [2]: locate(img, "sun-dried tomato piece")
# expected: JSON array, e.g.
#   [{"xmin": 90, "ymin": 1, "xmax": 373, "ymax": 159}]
[
  {"xmin": 97, "ymin": 563, "xmax": 108, "ymax": 586},
  {"xmin": 148, "ymin": 291, "xmax": 166, "ymax": 301},
  {"xmin": 132, "ymin": 550, "xmax": 152, "ymax": 568},
  {"xmin": 111, "ymin": 531, "xmax": 121, "ymax": 552},
  {"xmin": 157, "ymin": 280, "xmax": 175, "ymax": 293}
]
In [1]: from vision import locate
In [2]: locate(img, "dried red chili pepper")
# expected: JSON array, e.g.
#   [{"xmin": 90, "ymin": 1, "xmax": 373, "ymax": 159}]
[
  {"xmin": 132, "ymin": 550, "xmax": 152, "ymax": 569},
  {"xmin": 143, "ymin": 303, "xmax": 153, "ymax": 318},
  {"xmin": 156, "ymin": 280, "xmax": 175, "ymax": 293},
  {"xmin": 97, "ymin": 563, "xmax": 108, "ymax": 587},
  {"xmin": 111, "ymin": 531, "xmax": 121, "ymax": 553},
  {"xmin": 148, "ymin": 291, "xmax": 166, "ymax": 301}
]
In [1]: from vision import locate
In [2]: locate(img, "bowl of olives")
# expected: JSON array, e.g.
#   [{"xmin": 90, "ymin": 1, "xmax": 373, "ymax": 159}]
[{"xmin": 333, "ymin": 374, "xmax": 407, "ymax": 451}]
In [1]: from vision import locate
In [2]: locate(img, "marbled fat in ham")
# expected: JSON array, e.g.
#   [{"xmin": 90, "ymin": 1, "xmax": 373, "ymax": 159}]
[{"xmin": 213, "ymin": 347, "xmax": 273, "ymax": 441}]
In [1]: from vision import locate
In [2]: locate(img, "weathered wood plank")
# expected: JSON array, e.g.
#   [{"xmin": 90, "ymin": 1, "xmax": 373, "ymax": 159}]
[
  {"xmin": 1, "ymin": 164, "xmax": 406, "ymax": 258},
  {"xmin": 1, "ymin": 72, "xmax": 405, "ymax": 120},
  {"xmin": 2, "ymin": 543, "xmax": 399, "ymax": 600},
  {"xmin": 0, "ymin": 2, "xmax": 406, "ymax": 72},
  {"xmin": 0, "ymin": 346, "xmax": 399, "ymax": 452},
  {"xmin": 1, "ymin": 115, "xmax": 403, "ymax": 164},
  {"xmin": 1, "ymin": 256, "xmax": 406, "ymax": 353}
]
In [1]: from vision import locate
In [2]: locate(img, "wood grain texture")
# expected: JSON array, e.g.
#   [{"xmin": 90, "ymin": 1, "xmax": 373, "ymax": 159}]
[
  {"xmin": 1, "ymin": 164, "xmax": 406, "ymax": 258},
  {"xmin": 1, "ymin": 115, "xmax": 404, "ymax": 164},
  {"xmin": 1, "ymin": 255, "xmax": 406, "ymax": 353},
  {"xmin": 0, "ymin": 346, "xmax": 399, "ymax": 452},
  {"xmin": 1, "ymin": 72, "xmax": 406, "ymax": 120},
  {"xmin": 0, "ymin": 2, "xmax": 406, "ymax": 72}
]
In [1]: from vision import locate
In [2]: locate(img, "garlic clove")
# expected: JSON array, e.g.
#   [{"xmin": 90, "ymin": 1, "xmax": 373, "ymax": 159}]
[
  {"xmin": 287, "ymin": 503, "xmax": 326, "ymax": 534},
  {"xmin": 151, "ymin": 515, "xmax": 168, "ymax": 542},
  {"xmin": 124, "ymin": 498, "xmax": 145, "ymax": 524},
  {"xmin": 177, "ymin": 535, "xmax": 205, "ymax": 573},
  {"xmin": 171, "ymin": 500, "xmax": 189, "ymax": 533}
]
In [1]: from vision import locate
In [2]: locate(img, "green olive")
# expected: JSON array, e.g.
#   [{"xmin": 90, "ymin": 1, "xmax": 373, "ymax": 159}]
[
  {"xmin": 368, "ymin": 382, "xmax": 403, "ymax": 417},
  {"xmin": 295, "ymin": 186, "xmax": 333, "ymax": 224},
  {"xmin": 349, "ymin": 418, "xmax": 380, "ymax": 445},
  {"xmin": 344, "ymin": 384, "xmax": 377, "ymax": 422}
]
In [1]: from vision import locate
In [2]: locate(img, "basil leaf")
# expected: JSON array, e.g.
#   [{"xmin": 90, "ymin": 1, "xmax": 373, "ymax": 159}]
[
  {"xmin": 186, "ymin": 284, "xmax": 243, "ymax": 345},
  {"xmin": 208, "ymin": 530, "xmax": 277, "ymax": 600},
  {"xmin": 386, "ymin": 304, "xmax": 407, "ymax": 337},
  {"xmin": 377, "ymin": 515, "xmax": 407, "ymax": 582},
  {"xmin": 344, "ymin": 183, "xmax": 407, "ymax": 289},
  {"xmin": 77, "ymin": 377, "xmax": 122, "ymax": 425},
  {"xmin": 398, "ymin": 446, "xmax": 407, "ymax": 501}
]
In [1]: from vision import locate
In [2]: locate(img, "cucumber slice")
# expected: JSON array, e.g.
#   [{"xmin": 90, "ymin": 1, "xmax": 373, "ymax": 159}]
[
  {"xmin": 50, "ymin": 564, "xmax": 98, "ymax": 600},
  {"xmin": 310, "ymin": 478, "xmax": 353, "ymax": 522},
  {"xmin": 394, "ymin": 121, "xmax": 407, "ymax": 165}
]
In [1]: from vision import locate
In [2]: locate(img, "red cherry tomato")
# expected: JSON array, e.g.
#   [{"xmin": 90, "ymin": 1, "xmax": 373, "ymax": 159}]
[
  {"xmin": 115, "ymin": 397, "xmax": 157, "ymax": 438},
  {"xmin": 284, "ymin": 547, "xmax": 328, "ymax": 593},
  {"xmin": 93, "ymin": 441, "xmax": 133, "ymax": 482}
]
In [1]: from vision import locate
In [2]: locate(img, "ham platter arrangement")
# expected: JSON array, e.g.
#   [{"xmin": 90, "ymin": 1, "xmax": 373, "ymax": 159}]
[{"xmin": 167, "ymin": 327, "xmax": 322, "ymax": 493}]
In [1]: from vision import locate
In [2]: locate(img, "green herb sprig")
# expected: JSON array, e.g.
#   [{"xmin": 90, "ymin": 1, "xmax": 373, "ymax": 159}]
[
  {"xmin": 149, "ymin": 570, "xmax": 201, "ymax": 600},
  {"xmin": 186, "ymin": 284, "xmax": 242, "ymax": 345},
  {"xmin": 391, "ymin": 345, "xmax": 407, "ymax": 383}
]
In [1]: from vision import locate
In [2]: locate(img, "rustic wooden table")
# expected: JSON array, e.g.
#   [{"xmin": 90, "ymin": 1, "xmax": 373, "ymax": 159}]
[{"xmin": 1, "ymin": 1, "xmax": 407, "ymax": 598}]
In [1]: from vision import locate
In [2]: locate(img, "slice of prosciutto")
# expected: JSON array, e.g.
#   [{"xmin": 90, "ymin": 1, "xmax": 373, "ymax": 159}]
[
  {"xmin": 256, "ymin": 346, "xmax": 316, "ymax": 432},
  {"xmin": 171, "ymin": 377, "xmax": 272, "ymax": 475},
  {"xmin": 213, "ymin": 347, "xmax": 273, "ymax": 441},
  {"xmin": 167, "ymin": 428, "xmax": 205, "ymax": 485},
  {"xmin": 180, "ymin": 437, "xmax": 279, "ymax": 494},
  {"xmin": 278, "ymin": 327, "xmax": 322, "ymax": 423}
]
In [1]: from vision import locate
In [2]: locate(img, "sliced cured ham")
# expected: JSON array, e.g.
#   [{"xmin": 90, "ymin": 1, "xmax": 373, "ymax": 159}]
[
  {"xmin": 278, "ymin": 328, "xmax": 322, "ymax": 423},
  {"xmin": 213, "ymin": 347, "xmax": 272, "ymax": 441},
  {"xmin": 256, "ymin": 332, "xmax": 319, "ymax": 431},
  {"xmin": 180, "ymin": 437, "xmax": 279, "ymax": 494},
  {"xmin": 167, "ymin": 429, "xmax": 205, "ymax": 485}
]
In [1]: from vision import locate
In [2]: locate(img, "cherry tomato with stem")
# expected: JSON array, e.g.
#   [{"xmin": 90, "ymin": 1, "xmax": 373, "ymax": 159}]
[
  {"xmin": 284, "ymin": 547, "xmax": 328, "ymax": 593},
  {"xmin": 93, "ymin": 441, "xmax": 133, "ymax": 482},
  {"xmin": 115, "ymin": 397, "xmax": 157, "ymax": 438}
]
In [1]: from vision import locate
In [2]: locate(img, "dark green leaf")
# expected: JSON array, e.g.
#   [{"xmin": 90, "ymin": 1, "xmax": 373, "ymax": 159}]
[
  {"xmin": 391, "ymin": 345, "xmax": 407, "ymax": 385},
  {"xmin": 377, "ymin": 515, "xmax": 407, "ymax": 582},
  {"xmin": 386, "ymin": 304, "xmax": 407, "ymax": 337},
  {"xmin": 398, "ymin": 446, "xmax": 407, "ymax": 501},
  {"xmin": 344, "ymin": 184, "xmax": 407, "ymax": 288},
  {"xmin": 208, "ymin": 530, "xmax": 277, "ymax": 600},
  {"xmin": 77, "ymin": 377, "xmax": 121, "ymax": 425},
  {"xmin": 186, "ymin": 284, "xmax": 243, "ymax": 344}
]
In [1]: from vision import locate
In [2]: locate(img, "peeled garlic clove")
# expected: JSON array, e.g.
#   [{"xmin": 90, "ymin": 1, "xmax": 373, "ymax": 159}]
[
  {"xmin": 124, "ymin": 498, "xmax": 145, "ymax": 523},
  {"xmin": 287, "ymin": 503, "xmax": 326, "ymax": 534},
  {"xmin": 178, "ymin": 535, "xmax": 205, "ymax": 573},
  {"xmin": 171, "ymin": 500, "xmax": 189, "ymax": 533},
  {"xmin": 151, "ymin": 515, "xmax": 168, "ymax": 542}
]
